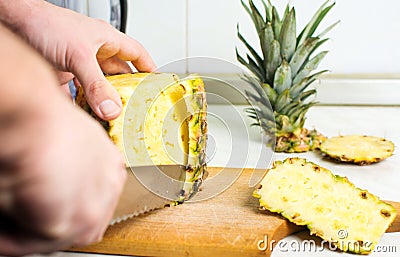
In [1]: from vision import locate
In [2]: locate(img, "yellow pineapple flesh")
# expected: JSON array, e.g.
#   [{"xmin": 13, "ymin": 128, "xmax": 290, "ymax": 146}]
[
  {"xmin": 320, "ymin": 135, "xmax": 394, "ymax": 165},
  {"xmin": 76, "ymin": 73, "xmax": 207, "ymax": 201},
  {"xmin": 253, "ymin": 158, "xmax": 396, "ymax": 254}
]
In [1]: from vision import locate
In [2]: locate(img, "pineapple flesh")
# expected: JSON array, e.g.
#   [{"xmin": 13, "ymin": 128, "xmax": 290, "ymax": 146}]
[
  {"xmin": 253, "ymin": 158, "xmax": 396, "ymax": 254},
  {"xmin": 320, "ymin": 135, "xmax": 394, "ymax": 165},
  {"xmin": 237, "ymin": 0, "xmax": 338, "ymax": 152},
  {"xmin": 76, "ymin": 73, "xmax": 207, "ymax": 201}
]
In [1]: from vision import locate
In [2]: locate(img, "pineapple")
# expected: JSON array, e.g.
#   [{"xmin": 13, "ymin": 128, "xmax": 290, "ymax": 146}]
[
  {"xmin": 320, "ymin": 135, "xmax": 394, "ymax": 165},
  {"xmin": 253, "ymin": 158, "xmax": 397, "ymax": 254},
  {"xmin": 76, "ymin": 73, "xmax": 208, "ymax": 201},
  {"xmin": 237, "ymin": 0, "xmax": 338, "ymax": 152},
  {"xmin": 179, "ymin": 76, "xmax": 208, "ymax": 194}
]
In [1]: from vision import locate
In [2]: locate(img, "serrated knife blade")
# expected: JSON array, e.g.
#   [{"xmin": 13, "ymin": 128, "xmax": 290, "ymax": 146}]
[{"xmin": 111, "ymin": 164, "xmax": 186, "ymax": 225}]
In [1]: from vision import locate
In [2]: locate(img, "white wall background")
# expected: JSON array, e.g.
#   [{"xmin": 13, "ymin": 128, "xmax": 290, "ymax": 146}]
[{"xmin": 126, "ymin": 0, "xmax": 400, "ymax": 75}]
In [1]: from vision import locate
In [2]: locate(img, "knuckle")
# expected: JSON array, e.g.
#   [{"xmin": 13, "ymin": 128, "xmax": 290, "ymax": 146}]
[
  {"xmin": 95, "ymin": 18, "xmax": 112, "ymax": 28},
  {"xmin": 68, "ymin": 46, "xmax": 91, "ymax": 69},
  {"xmin": 85, "ymin": 80, "xmax": 107, "ymax": 100},
  {"xmin": 41, "ymin": 220, "xmax": 72, "ymax": 241}
]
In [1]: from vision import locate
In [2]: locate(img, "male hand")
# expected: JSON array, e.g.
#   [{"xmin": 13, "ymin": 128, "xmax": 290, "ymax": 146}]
[
  {"xmin": 0, "ymin": 21, "xmax": 127, "ymax": 256},
  {"xmin": 0, "ymin": 0, "xmax": 156, "ymax": 120}
]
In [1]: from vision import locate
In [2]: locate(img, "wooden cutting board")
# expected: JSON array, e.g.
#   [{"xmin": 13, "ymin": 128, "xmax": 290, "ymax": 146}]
[{"xmin": 71, "ymin": 167, "xmax": 400, "ymax": 257}]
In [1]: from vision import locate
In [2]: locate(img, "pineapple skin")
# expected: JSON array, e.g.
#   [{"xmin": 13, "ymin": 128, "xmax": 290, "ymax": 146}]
[
  {"xmin": 320, "ymin": 135, "xmax": 394, "ymax": 165},
  {"xmin": 76, "ymin": 73, "xmax": 207, "ymax": 201},
  {"xmin": 254, "ymin": 158, "xmax": 397, "ymax": 254},
  {"xmin": 274, "ymin": 128, "xmax": 326, "ymax": 153},
  {"xmin": 179, "ymin": 75, "xmax": 208, "ymax": 197}
]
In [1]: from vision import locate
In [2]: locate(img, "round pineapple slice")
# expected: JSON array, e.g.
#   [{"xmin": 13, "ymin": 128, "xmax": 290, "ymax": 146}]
[{"xmin": 320, "ymin": 135, "xmax": 394, "ymax": 165}]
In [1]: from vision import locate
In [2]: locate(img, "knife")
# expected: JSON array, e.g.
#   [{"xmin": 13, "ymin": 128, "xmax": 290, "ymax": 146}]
[{"xmin": 111, "ymin": 164, "xmax": 186, "ymax": 224}]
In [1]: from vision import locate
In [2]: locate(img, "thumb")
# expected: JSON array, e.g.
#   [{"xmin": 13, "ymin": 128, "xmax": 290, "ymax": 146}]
[{"xmin": 72, "ymin": 56, "xmax": 122, "ymax": 121}]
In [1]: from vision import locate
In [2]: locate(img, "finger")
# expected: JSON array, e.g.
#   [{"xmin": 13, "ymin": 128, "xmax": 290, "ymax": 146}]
[
  {"xmin": 60, "ymin": 82, "xmax": 73, "ymax": 99},
  {"xmin": 114, "ymin": 32, "xmax": 156, "ymax": 72},
  {"xmin": 54, "ymin": 70, "xmax": 74, "ymax": 85},
  {"xmin": 70, "ymin": 52, "xmax": 122, "ymax": 120},
  {"xmin": 72, "ymin": 167, "xmax": 126, "ymax": 248},
  {"xmin": 99, "ymin": 56, "xmax": 132, "ymax": 75}
]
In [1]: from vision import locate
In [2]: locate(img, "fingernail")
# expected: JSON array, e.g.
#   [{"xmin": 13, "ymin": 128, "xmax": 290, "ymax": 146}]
[{"xmin": 99, "ymin": 99, "xmax": 121, "ymax": 119}]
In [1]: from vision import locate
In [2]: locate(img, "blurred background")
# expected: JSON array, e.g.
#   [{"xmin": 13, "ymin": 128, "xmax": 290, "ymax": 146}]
[
  {"xmin": 48, "ymin": 0, "xmax": 400, "ymax": 104},
  {"xmin": 126, "ymin": 0, "xmax": 400, "ymax": 76}
]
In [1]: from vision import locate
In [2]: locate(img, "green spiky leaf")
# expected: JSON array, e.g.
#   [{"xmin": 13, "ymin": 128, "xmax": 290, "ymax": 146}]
[
  {"xmin": 295, "ymin": 89, "xmax": 317, "ymax": 102},
  {"xmin": 262, "ymin": 83, "xmax": 277, "ymax": 105},
  {"xmin": 273, "ymin": 60, "xmax": 292, "ymax": 94},
  {"xmin": 317, "ymin": 20, "xmax": 340, "ymax": 38},
  {"xmin": 237, "ymin": 0, "xmax": 337, "ymax": 153},
  {"xmin": 266, "ymin": 40, "xmax": 282, "ymax": 84},
  {"xmin": 274, "ymin": 89, "xmax": 291, "ymax": 113},
  {"xmin": 248, "ymin": 0, "xmax": 266, "ymax": 34},
  {"xmin": 293, "ymin": 51, "xmax": 328, "ymax": 85},
  {"xmin": 289, "ymin": 38, "xmax": 319, "ymax": 78},
  {"xmin": 297, "ymin": 0, "xmax": 335, "ymax": 46},
  {"xmin": 260, "ymin": 23, "xmax": 275, "ymax": 65},
  {"xmin": 279, "ymin": 8, "xmax": 296, "ymax": 61},
  {"xmin": 238, "ymin": 26, "xmax": 264, "ymax": 69},
  {"xmin": 237, "ymin": 48, "xmax": 265, "ymax": 81},
  {"xmin": 262, "ymin": 0, "xmax": 273, "ymax": 22},
  {"xmin": 271, "ymin": 6, "xmax": 281, "ymax": 38}
]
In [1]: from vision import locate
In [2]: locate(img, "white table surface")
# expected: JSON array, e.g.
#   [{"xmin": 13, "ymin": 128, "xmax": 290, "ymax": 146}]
[{"xmin": 28, "ymin": 105, "xmax": 400, "ymax": 257}]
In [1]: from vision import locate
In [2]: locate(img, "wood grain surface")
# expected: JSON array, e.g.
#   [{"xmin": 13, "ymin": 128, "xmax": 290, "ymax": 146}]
[{"xmin": 71, "ymin": 167, "xmax": 400, "ymax": 257}]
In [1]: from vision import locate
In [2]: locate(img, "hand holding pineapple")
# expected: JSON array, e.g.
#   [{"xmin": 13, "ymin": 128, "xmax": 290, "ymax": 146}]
[
  {"xmin": 0, "ymin": 0, "xmax": 156, "ymax": 120},
  {"xmin": 0, "ymin": 24, "xmax": 127, "ymax": 256}
]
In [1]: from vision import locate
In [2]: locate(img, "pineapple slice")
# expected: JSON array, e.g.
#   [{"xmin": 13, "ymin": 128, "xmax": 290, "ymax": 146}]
[
  {"xmin": 76, "ymin": 73, "xmax": 207, "ymax": 200},
  {"xmin": 179, "ymin": 75, "xmax": 208, "ymax": 195},
  {"xmin": 254, "ymin": 158, "xmax": 396, "ymax": 254},
  {"xmin": 320, "ymin": 135, "xmax": 394, "ymax": 165}
]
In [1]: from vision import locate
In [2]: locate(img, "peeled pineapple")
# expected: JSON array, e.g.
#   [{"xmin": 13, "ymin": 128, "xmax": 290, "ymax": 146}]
[
  {"xmin": 76, "ymin": 73, "xmax": 207, "ymax": 200},
  {"xmin": 320, "ymin": 135, "xmax": 394, "ymax": 165},
  {"xmin": 254, "ymin": 158, "xmax": 396, "ymax": 254}
]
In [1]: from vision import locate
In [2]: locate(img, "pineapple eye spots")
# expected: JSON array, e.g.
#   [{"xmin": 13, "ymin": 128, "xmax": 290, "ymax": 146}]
[
  {"xmin": 320, "ymin": 135, "xmax": 394, "ymax": 165},
  {"xmin": 256, "ymin": 158, "xmax": 396, "ymax": 254},
  {"xmin": 360, "ymin": 192, "xmax": 368, "ymax": 199},
  {"xmin": 179, "ymin": 84, "xmax": 186, "ymax": 93},
  {"xmin": 380, "ymin": 210, "xmax": 391, "ymax": 218},
  {"xmin": 291, "ymin": 213, "xmax": 300, "ymax": 219}
]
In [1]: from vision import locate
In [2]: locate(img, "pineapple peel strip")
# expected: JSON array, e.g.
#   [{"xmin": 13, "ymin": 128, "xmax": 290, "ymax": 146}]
[{"xmin": 255, "ymin": 157, "xmax": 397, "ymax": 254}]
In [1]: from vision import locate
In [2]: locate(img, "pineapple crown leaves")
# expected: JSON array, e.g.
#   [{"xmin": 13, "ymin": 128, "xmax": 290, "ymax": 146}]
[{"xmin": 238, "ymin": 0, "xmax": 338, "ymax": 134}]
